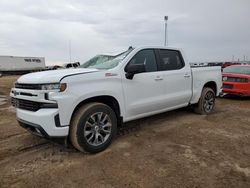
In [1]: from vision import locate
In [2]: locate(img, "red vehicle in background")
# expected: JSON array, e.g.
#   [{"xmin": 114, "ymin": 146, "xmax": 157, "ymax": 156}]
[
  {"xmin": 221, "ymin": 62, "xmax": 240, "ymax": 69},
  {"xmin": 222, "ymin": 65, "xmax": 250, "ymax": 96}
]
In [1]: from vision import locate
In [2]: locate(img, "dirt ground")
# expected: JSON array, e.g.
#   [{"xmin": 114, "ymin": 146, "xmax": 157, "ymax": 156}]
[{"xmin": 0, "ymin": 76, "xmax": 250, "ymax": 188}]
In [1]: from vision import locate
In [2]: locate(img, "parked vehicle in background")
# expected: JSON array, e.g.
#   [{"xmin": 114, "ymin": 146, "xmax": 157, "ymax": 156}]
[
  {"xmin": 64, "ymin": 62, "xmax": 80, "ymax": 68},
  {"xmin": 45, "ymin": 65, "xmax": 64, "ymax": 70},
  {"xmin": 221, "ymin": 62, "xmax": 241, "ymax": 69},
  {"xmin": 10, "ymin": 46, "xmax": 222, "ymax": 153},
  {"xmin": 222, "ymin": 65, "xmax": 250, "ymax": 96}
]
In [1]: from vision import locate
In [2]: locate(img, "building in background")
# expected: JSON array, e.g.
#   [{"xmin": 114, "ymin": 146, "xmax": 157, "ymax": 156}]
[{"xmin": 0, "ymin": 56, "xmax": 45, "ymax": 75}]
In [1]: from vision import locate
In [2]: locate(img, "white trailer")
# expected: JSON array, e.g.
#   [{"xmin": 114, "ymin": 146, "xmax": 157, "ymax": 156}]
[{"xmin": 0, "ymin": 56, "xmax": 45, "ymax": 71}]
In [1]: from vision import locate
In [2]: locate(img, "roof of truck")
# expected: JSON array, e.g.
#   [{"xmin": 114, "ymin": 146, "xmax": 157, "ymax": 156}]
[{"xmin": 135, "ymin": 45, "xmax": 181, "ymax": 51}]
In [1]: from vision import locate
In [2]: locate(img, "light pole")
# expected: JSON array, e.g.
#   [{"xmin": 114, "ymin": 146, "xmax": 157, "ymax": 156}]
[
  {"xmin": 69, "ymin": 40, "xmax": 72, "ymax": 63},
  {"xmin": 164, "ymin": 16, "xmax": 168, "ymax": 46}
]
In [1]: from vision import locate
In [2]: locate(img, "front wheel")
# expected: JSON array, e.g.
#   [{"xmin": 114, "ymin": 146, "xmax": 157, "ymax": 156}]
[
  {"xmin": 194, "ymin": 87, "xmax": 215, "ymax": 115},
  {"xmin": 70, "ymin": 102, "xmax": 117, "ymax": 153}
]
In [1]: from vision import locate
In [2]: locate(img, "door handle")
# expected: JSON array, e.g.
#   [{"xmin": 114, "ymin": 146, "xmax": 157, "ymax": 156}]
[
  {"xmin": 154, "ymin": 76, "xmax": 163, "ymax": 81},
  {"xmin": 184, "ymin": 74, "xmax": 191, "ymax": 78}
]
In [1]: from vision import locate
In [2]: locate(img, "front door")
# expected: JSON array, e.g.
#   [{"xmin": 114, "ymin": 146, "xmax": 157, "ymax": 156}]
[{"xmin": 122, "ymin": 49, "xmax": 167, "ymax": 121}]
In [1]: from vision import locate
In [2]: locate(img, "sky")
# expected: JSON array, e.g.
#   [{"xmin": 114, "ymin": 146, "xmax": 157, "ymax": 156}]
[{"xmin": 0, "ymin": 0, "xmax": 250, "ymax": 65}]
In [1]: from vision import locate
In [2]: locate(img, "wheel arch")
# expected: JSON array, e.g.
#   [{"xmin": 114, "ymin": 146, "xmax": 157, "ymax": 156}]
[
  {"xmin": 203, "ymin": 81, "xmax": 217, "ymax": 95},
  {"xmin": 70, "ymin": 95, "xmax": 122, "ymax": 126}
]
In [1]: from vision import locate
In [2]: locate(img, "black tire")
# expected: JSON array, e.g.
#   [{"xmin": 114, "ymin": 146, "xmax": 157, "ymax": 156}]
[
  {"xmin": 70, "ymin": 102, "xmax": 117, "ymax": 153},
  {"xmin": 194, "ymin": 87, "xmax": 215, "ymax": 115}
]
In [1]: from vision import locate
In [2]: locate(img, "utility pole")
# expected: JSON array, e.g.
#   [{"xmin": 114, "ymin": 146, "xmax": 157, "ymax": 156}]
[{"xmin": 164, "ymin": 16, "xmax": 168, "ymax": 46}]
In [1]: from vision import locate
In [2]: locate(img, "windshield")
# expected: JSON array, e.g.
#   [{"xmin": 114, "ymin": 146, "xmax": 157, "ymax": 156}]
[
  {"xmin": 80, "ymin": 48, "xmax": 134, "ymax": 70},
  {"xmin": 80, "ymin": 55, "xmax": 114, "ymax": 68},
  {"xmin": 223, "ymin": 66, "xmax": 250, "ymax": 75}
]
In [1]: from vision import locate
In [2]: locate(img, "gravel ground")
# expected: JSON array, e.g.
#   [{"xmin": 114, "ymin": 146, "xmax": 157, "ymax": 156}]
[{"xmin": 0, "ymin": 76, "xmax": 250, "ymax": 188}]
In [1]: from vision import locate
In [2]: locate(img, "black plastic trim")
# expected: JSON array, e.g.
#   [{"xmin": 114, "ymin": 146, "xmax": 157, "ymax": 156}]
[
  {"xmin": 17, "ymin": 118, "xmax": 67, "ymax": 139},
  {"xmin": 59, "ymin": 71, "xmax": 99, "ymax": 82},
  {"xmin": 17, "ymin": 118, "xmax": 49, "ymax": 138},
  {"xmin": 44, "ymin": 93, "xmax": 49, "ymax": 100},
  {"xmin": 15, "ymin": 82, "xmax": 59, "ymax": 90},
  {"xmin": 54, "ymin": 114, "xmax": 68, "ymax": 127},
  {"xmin": 11, "ymin": 97, "xmax": 58, "ymax": 111},
  {"xmin": 54, "ymin": 114, "xmax": 61, "ymax": 127},
  {"xmin": 20, "ymin": 92, "xmax": 38, "ymax": 97},
  {"xmin": 40, "ymin": 103, "xmax": 58, "ymax": 108},
  {"xmin": 154, "ymin": 49, "xmax": 163, "ymax": 70}
]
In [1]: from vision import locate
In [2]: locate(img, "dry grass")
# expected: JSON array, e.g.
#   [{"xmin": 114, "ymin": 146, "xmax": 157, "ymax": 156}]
[{"xmin": 0, "ymin": 75, "xmax": 19, "ymax": 95}]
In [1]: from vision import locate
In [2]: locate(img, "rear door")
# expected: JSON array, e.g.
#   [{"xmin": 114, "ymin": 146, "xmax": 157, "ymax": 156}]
[{"xmin": 156, "ymin": 49, "xmax": 192, "ymax": 108}]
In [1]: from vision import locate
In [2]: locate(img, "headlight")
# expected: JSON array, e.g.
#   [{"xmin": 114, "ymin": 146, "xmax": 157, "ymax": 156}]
[
  {"xmin": 41, "ymin": 83, "xmax": 67, "ymax": 92},
  {"xmin": 222, "ymin": 76, "xmax": 227, "ymax": 81},
  {"xmin": 41, "ymin": 83, "xmax": 60, "ymax": 90}
]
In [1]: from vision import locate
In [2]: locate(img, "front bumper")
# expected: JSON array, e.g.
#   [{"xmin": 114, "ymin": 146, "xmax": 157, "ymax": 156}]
[
  {"xmin": 222, "ymin": 82, "xmax": 250, "ymax": 96},
  {"xmin": 16, "ymin": 108, "xmax": 69, "ymax": 137},
  {"xmin": 222, "ymin": 90, "xmax": 250, "ymax": 96}
]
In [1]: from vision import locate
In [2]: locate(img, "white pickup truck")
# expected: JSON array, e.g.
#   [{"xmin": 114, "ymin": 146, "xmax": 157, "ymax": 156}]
[{"xmin": 10, "ymin": 46, "xmax": 222, "ymax": 153}]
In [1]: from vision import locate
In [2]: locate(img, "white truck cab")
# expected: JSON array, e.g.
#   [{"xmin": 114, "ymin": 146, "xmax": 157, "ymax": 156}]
[{"xmin": 10, "ymin": 46, "xmax": 222, "ymax": 153}]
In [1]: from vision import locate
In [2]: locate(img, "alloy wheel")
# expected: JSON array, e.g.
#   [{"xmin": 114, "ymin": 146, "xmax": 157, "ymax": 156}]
[
  {"xmin": 84, "ymin": 112, "xmax": 112, "ymax": 146},
  {"xmin": 203, "ymin": 91, "xmax": 215, "ymax": 113}
]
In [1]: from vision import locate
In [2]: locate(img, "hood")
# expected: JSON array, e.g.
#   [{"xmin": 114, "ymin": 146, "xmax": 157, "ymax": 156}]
[{"xmin": 17, "ymin": 68, "xmax": 98, "ymax": 84}]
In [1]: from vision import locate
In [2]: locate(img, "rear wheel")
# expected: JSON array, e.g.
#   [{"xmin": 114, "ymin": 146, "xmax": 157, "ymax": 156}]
[
  {"xmin": 194, "ymin": 87, "xmax": 215, "ymax": 115},
  {"xmin": 70, "ymin": 102, "xmax": 117, "ymax": 153}
]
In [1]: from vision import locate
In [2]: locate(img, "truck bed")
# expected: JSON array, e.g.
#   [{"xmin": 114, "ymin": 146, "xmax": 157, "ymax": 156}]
[{"xmin": 190, "ymin": 66, "xmax": 222, "ymax": 104}]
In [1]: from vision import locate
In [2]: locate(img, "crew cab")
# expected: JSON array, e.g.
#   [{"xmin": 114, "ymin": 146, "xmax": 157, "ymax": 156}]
[{"xmin": 10, "ymin": 46, "xmax": 222, "ymax": 153}]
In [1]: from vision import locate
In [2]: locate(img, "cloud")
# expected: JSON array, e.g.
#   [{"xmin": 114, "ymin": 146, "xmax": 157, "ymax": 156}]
[{"xmin": 0, "ymin": 0, "xmax": 249, "ymax": 65}]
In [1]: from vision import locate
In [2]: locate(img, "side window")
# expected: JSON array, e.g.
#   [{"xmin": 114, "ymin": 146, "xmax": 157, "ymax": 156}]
[
  {"xmin": 159, "ymin": 50, "xmax": 184, "ymax": 70},
  {"xmin": 66, "ymin": 64, "xmax": 72, "ymax": 68},
  {"xmin": 129, "ymin": 49, "xmax": 157, "ymax": 72}
]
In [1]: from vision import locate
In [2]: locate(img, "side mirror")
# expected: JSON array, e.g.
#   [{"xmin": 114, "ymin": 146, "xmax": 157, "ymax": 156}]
[{"xmin": 125, "ymin": 64, "xmax": 145, "ymax": 79}]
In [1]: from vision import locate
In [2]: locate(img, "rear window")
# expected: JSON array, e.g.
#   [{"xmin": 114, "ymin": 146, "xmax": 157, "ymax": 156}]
[{"xmin": 158, "ymin": 50, "xmax": 184, "ymax": 71}]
